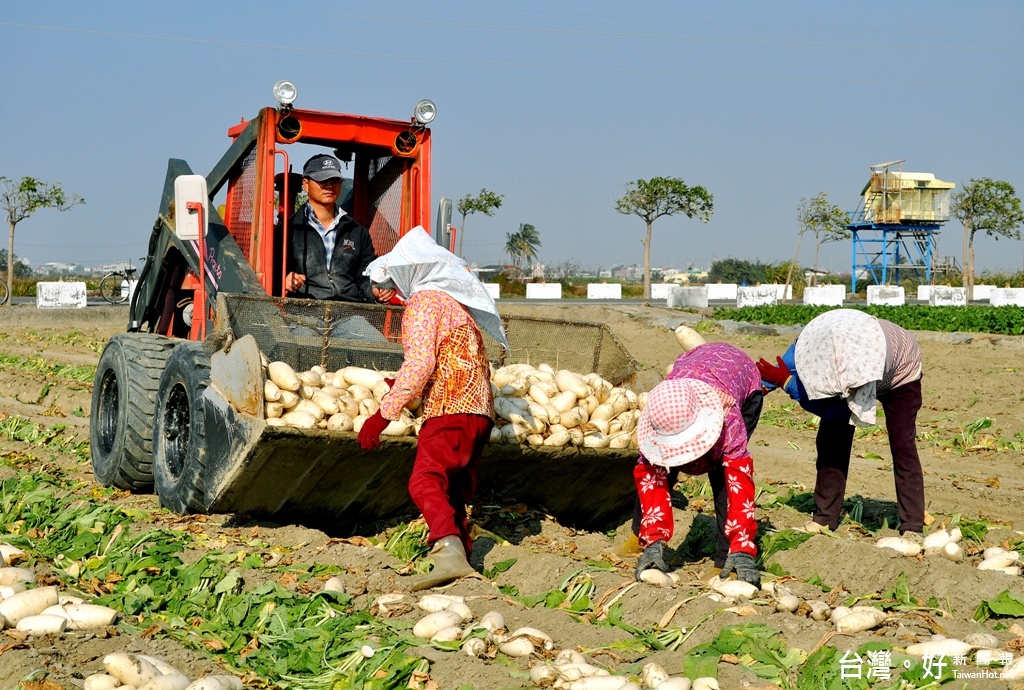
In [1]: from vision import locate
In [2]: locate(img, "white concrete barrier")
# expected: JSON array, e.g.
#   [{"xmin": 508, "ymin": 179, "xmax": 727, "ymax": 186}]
[
  {"xmin": 650, "ymin": 283, "xmax": 674, "ymax": 300},
  {"xmin": 929, "ymin": 286, "xmax": 967, "ymax": 306},
  {"xmin": 483, "ymin": 283, "xmax": 500, "ymax": 300},
  {"xmin": 916, "ymin": 285, "xmax": 931, "ymax": 301},
  {"xmin": 973, "ymin": 284, "xmax": 993, "ymax": 301},
  {"xmin": 766, "ymin": 283, "xmax": 793, "ymax": 300},
  {"xmin": 36, "ymin": 281, "xmax": 88, "ymax": 309},
  {"xmin": 667, "ymin": 286, "xmax": 709, "ymax": 309},
  {"xmin": 990, "ymin": 288, "xmax": 1024, "ymax": 307},
  {"xmin": 737, "ymin": 285, "xmax": 780, "ymax": 307},
  {"xmin": 803, "ymin": 285, "xmax": 845, "ymax": 306},
  {"xmin": 867, "ymin": 286, "xmax": 905, "ymax": 306},
  {"xmin": 706, "ymin": 283, "xmax": 738, "ymax": 300},
  {"xmin": 525, "ymin": 283, "xmax": 562, "ymax": 300},
  {"xmin": 587, "ymin": 283, "xmax": 622, "ymax": 299}
]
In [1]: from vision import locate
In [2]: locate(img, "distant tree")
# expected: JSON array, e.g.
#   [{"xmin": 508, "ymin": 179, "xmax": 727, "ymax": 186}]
[
  {"xmin": 785, "ymin": 192, "xmax": 850, "ymax": 292},
  {"xmin": 614, "ymin": 177, "xmax": 713, "ymax": 300},
  {"xmin": 1, "ymin": 176, "xmax": 84, "ymax": 305},
  {"xmin": 0, "ymin": 249, "xmax": 33, "ymax": 279},
  {"xmin": 549, "ymin": 260, "xmax": 581, "ymax": 280},
  {"xmin": 707, "ymin": 258, "xmax": 770, "ymax": 285},
  {"xmin": 515, "ymin": 223, "xmax": 541, "ymax": 266},
  {"xmin": 504, "ymin": 231, "xmax": 523, "ymax": 269},
  {"xmin": 456, "ymin": 188, "xmax": 503, "ymax": 259},
  {"xmin": 951, "ymin": 178, "xmax": 1024, "ymax": 300}
]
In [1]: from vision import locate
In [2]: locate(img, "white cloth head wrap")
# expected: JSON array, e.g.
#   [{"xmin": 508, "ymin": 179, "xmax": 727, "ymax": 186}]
[
  {"xmin": 365, "ymin": 227, "xmax": 510, "ymax": 352},
  {"xmin": 794, "ymin": 309, "xmax": 886, "ymax": 426}
]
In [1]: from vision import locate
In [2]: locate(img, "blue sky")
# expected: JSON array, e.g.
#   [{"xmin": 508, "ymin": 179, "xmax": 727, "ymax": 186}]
[{"xmin": 2, "ymin": 2, "xmax": 1022, "ymax": 275}]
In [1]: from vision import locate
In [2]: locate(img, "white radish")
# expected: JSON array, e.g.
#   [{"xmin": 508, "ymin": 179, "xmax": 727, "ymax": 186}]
[
  {"xmin": 509, "ymin": 626, "xmax": 554, "ymax": 650},
  {"xmin": 0, "ymin": 544, "xmax": 25, "ymax": 566},
  {"xmin": 0, "ymin": 585, "xmax": 58, "ymax": 626},
  {"xmin": 549, "ymin": 390, "xmax": 579, "ymax": 414},
  {"xmin": 639, "ymin": 570, "xmax": 674, "ymax": 587},
  {"xmin": 41, "ymin": 603, "xmax": 119, "ymax": 629},
  {"xmin": 691, "ymin": 680, "xmax": 719, "ymax": 690},
  {"xmin": 641, "ymin": 662, "xmax": 669, "ymax": 688},
  {"xmin": 138, "ymin": 676, "xmax": 191, "ymax": 690},
  {"xmin": 267, "ymin": 361, "xmax": 301, "ymax": 391},
  {"xmin": 978, "ymin": 551, "xmax": 1020, "ymax": 569},
  {"xmin": 311, "ymin": 391, "xmax": 341, "ymax": 415},
  {"xmin": 905, "ymin": 638, "xmax": 972, "ymax": 657},
  {"xmin": 983, "ymin": 546, "xmax": 1007, "ymax": 560},
  {"xmin": 103, "ymin": 653, "xmax": 161, "ymax": 687},
  {"xmin": 413, "ymin": 610, "xmax": 463, "ymax": 639},
  {"xmin": 83, "ymin": 675, "xmax": 121, "ymax": 690},
  {"xmin": 297, "ymin": 370, "xmax": 321, "ymax": 387},
  {"xmin": 15, "ymin": 613, "xmax": 67, "ymax": 635},
  {"xmin": 322, "ymin": 577, "xmax": 345, "ymax": 594},
  {"xmin": 774, "ymin": 594, "xmax": 800, "ymax": 613},
  {"xmin": 136, "ymin": 655, "xmax": 184, "ymax": 676},
  {"xmin": 554, "ymin": 649, "xmax": 587, "ymax": 666},
  {"xmin": 294, "ymin": 399, "xmax": 326, "ymax": 420},
  {"xmin": 183, "ymin": 677, "xmax": 243, "ymax": 690},
  {"xmin": 708, "ymin": 576, "xmax": 759, "ymax": 599},
  {"xmin": 875, "ymin": 536, "xmax": 922, "ymax": 556},
  {"xmin": 808, "ymin": 600, "xmax": 832, "ymax": 621},
  {"xmin": 555, "ymin": 370, "xmax": 589, "ymax": 398},
  {"xmin": 923, "ymin": 529, "xmax": 951, "ymax": 550},
  {"xmin": 1, "ymin": 582, "xmax": 27, "ymax": 599},
  {"xmin": 498, "ymin": 636, "xmax": 535, "ymax": 657},
  {"xmin": 654, "ymin": 679, "xmax": 692, "ymax": 690},
  {"xmin": 341, "ymin": 367, "xmax": 385, "ymax": 389},
  {"xmin": 674, "ymin": 324, "xmax": 707, "ymax": 351},
  {"xmin": 1004, "ymin": 656, "xmax": 1024, "ymax": 680},
  {"xmin": 530, "ymin": 664, "xmax": 560, "ymax": 687},
  {"xmin": 0, "ymin": 567, "xmax": 35, "ymax": 586},
  {"xmin": 478, "ymin": 610, "xmax": 505, "ymax": 633},
  {"xmin": 942, "ymin": 542, "xmax": 964, "ymax": 562},
  {"xmin": 430, "ymin": 625, "xmax": 463, "ymax": 643},
  {"xmin": 834, "ymin": 606, "xmax": 887, "ymax": 633},
  {"xmin": 326, "ymin": 413, "xmax": 353, "ymax": 432},
  {"xmin": 583, "ymin": 431, "xmax": 610, "ymax": 448},
  {"xmin": 280, "ymin": 410, "xmax": 317, "ymax": 429},
  {"xmin": 278, "ymin": 390, "xmax": 299, "ymax": 408},
  {"xmin": 964, "ymin": 632, "xmax": 999, "ymax": 649},
  {"xmin": 463, "ymin": 637, "xmax": 488, "ymax": 658}
]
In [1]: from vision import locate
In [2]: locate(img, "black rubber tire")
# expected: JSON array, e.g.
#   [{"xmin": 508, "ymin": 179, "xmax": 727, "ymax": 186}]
[
  {"xmin": 99, "ymin": 272, "xmax": 128, "ymax": 304},
  {"xmin": 153, "ymin": 342, "xmax": 211, "ymax": 514},
  {"xmin": 90, "ymin": 333, "xmax": 178, "ymax": 491},
  {"xmin": 0, "ymin": 278, "xmax": 8, "ymax": 306}
]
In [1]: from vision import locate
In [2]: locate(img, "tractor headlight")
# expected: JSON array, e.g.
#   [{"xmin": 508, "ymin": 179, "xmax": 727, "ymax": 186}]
[
  {"xmin": 273, "ymin": 80, "xmax": 298, "ymax": 107},
  {"xmin": 413, "ymin": 99, "xmax": 436, "ymax": 125}
]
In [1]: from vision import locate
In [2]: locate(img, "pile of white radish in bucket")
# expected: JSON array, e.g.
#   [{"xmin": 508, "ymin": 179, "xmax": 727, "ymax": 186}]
[
  {"xmin": 377, "ymin": 592, "xmax": 715, "ymax": 690},
  {"xmin": 262, "ymin": 357, "xmax": 645, "ymax": 449},
  {"xmin": 85, "ymin": 653, "xmax": 243, "ymax": 690}
]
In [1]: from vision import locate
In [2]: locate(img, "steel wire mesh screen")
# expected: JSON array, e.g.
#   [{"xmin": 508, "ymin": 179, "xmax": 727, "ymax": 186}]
[
  {"xmin": 215, "ymin": 294, "xmax": 637, "ymax": 385},
  {"xmin": 224, "ymin": 148, "xmax": 257, "ymax": 261},
  {"xmin": 365, "ymin": 154, "xmax": 403, "ymax": 257}
]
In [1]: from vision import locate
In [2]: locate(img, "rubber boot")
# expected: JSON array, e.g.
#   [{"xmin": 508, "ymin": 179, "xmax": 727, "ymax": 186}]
[{"xmin": 408, "ymin": 536, "xmax": 476, "ymax": 591}]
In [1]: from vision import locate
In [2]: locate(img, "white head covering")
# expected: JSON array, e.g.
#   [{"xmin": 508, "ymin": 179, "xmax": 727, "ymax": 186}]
[
  {"xmin": 365, "ymin": 227, "xmax": 509, "ymax": 352},
  {"xmin": 794, "ymin": 309, "xmax": 886, "ymax": 426}
]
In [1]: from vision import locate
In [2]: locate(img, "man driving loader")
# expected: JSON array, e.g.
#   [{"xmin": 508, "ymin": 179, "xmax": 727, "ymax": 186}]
[{"xmin": 283, "ymin": 153, "xmax": 396, "ymax": 339}]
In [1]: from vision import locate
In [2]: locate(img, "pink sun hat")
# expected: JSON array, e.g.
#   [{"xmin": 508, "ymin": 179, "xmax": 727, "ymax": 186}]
[{"xmin": 637, "ymin": 378, "xmax": 727, "ymax": 468}]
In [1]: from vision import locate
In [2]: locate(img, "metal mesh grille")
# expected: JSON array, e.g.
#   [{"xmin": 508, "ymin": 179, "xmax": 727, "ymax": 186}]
[
  {"xmin": 366, "ymin": 154, "xmax": 403, "ymax": 256},
  {"xmin": 225, "ymin": 148, "xmax": 257, "ymax": 260},
  {"xmin": 215, "ymin": 293, "xmax": 637, "ymax": 385}
]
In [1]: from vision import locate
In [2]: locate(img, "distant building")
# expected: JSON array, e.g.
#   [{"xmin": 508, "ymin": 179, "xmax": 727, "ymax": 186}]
[{"xmin": 37, "ymin": 262, "xmax": 81, "ymax": 275}]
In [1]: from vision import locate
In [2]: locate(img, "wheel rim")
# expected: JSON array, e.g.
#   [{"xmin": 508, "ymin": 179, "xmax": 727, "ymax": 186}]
[
  {"xmin": 96, "ymin": 369, "xmax": 120, "ymax": 456},
  {"xmin": 162, "ymin": 382, "xmax": 192, "ymax": 481}
]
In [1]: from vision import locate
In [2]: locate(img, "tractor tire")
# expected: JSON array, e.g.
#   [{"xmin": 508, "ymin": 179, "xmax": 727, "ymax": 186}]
[
  {"xmin": 90, "ymin": 333, "xmax": 178, "ymax": 491},
  {"xmin": 153, "ymin": 342, "xmax": 211, "ymax": 514}
]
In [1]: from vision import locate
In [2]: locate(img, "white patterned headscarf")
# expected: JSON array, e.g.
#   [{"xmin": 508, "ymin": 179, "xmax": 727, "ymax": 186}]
[
  {"xmin": 794, "ymin": 309, "xmax": 886, "ymax": 426},
  {"xmin": 365, "ymin": 226, "xmax": 509, "ymax": 352}
]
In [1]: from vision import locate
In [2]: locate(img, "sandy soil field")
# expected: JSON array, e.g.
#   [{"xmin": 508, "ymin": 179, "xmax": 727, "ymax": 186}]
[{"xmin": 1, "ymin": 302, "xmax": 1024, "ymax": 689}]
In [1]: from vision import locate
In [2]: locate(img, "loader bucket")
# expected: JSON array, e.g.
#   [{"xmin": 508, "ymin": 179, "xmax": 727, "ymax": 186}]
[{"xmin": 190, "ymin": 293, "xmax": 640, "ymax": 531}]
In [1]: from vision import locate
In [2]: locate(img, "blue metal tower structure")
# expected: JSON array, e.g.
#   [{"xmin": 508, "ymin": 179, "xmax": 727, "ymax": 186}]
[{"xmin": 849, "ymin": 161, "xmax": 953, "ymax": 293}]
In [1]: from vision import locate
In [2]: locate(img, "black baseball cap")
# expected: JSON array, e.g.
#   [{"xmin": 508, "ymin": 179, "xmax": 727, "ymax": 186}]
[{"xmin": 302, "ymin": 154, "xmax": 343, "ymax": 181}]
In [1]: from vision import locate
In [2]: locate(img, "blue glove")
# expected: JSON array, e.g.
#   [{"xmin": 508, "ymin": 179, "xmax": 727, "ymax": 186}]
[
  {"xmin": 719, "ymin": 552, "xmax": 761, "ymax": 587},
  {"xmin": 634, "ymin": 540, "xmax": 669, "ymax": 581}
]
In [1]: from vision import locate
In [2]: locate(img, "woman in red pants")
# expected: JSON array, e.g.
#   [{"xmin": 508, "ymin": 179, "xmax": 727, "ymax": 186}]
[{"xmin": 357, "ymin": 227, "xmax": 508, "ymax": 591}]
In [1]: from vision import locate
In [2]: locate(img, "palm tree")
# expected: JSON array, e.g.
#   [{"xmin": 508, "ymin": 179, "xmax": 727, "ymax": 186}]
[
  {"xmin": 504, "ymin": 231, "xmax": 523, "ymax": 268},
  {"xmin": 516, "ymin": 223, "xmax": 542, "ymax": 267}
]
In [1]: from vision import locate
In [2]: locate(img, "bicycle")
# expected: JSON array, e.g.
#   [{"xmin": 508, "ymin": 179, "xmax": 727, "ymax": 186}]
[
  {"xmin": 0, "ymin": 276, "xmax": 8, "ymax": 306},
  {"xmin": 99, "ymin": 262, "xmax": 140, "ymax": 305}
]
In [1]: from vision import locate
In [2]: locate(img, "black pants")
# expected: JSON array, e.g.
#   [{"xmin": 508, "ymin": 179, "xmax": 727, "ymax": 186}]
[
  {"xmin": 632, "ymin": 390, "xmax": 763, "ymax": 567},
  {"xmin": 812, "ymin": 379, "xmax": 924, "ymax": 533}
]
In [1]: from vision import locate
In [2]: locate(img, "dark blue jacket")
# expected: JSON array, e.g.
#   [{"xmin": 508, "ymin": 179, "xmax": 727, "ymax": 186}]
[{"xmin": 287, "ymin": 205, "xmax": 377, "ymax": 302}]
